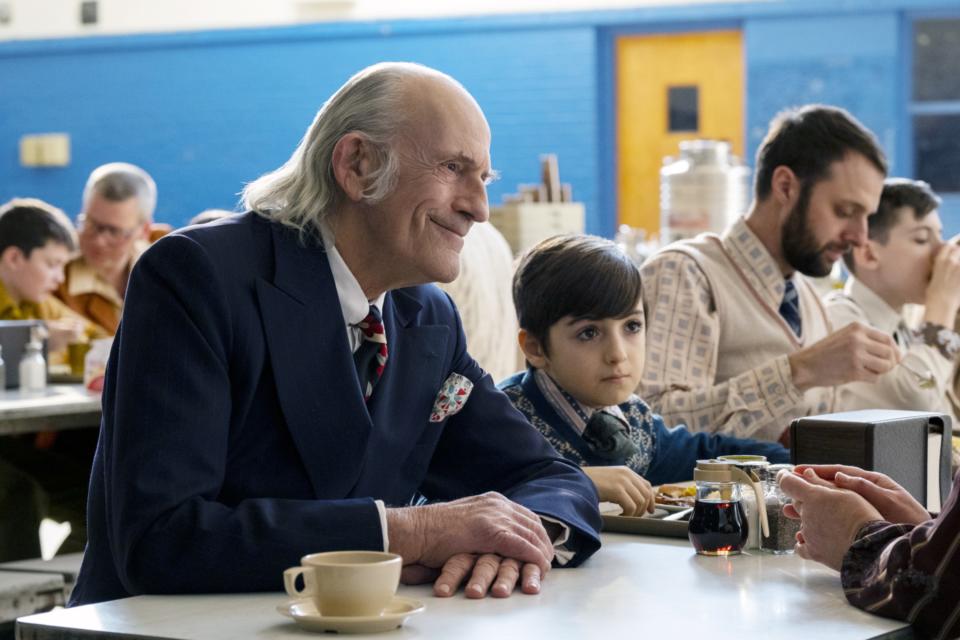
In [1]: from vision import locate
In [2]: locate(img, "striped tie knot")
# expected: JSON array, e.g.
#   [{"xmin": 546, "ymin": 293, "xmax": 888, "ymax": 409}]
[
  {"xmin": 354, "ymin": 305, "xmax": 388, "ymax": 402},
  {"xmin": 358, "ymin": 307, "xmax": 387, "ymax": 344}
]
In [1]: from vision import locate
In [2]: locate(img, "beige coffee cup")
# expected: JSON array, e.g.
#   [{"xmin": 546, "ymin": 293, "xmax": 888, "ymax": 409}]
[{"xmin": 283, "ymin": 551, "xmax": 402, "ymax": 617}]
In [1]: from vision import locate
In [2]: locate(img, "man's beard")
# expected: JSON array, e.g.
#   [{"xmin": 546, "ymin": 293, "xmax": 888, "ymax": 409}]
[{"xmin": 781, "ymin": 181, "xmax": 848, "ymax": 277}]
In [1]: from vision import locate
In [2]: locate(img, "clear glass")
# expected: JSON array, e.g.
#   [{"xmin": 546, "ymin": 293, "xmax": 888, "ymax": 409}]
[
  {"xmin": 760, "ymin": 464, "xmax": 801, "ymax": 554},
  {"xmin": 688, "ymin": 481, "xmax": 747, "ymax": 556}
]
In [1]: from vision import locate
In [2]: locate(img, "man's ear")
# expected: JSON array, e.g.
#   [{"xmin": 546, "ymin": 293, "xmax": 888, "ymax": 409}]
[
  {"xmin": 518, "ymin": 328, "xmax": 548, "ymax": 369},
  {"xmin": 331, "ymin": 133, "xmax": 375, "ymax": 202},
  {"xmin": 0, "ymin": 246, "xmax": 25, "ymax": 269},
  {"xmin": 769, "ymin": 165, "xmax": 800, "ymax": 209},
  {"xmin": 137, "ymin": 221, "xmax": 152, "ymax": 243},
  {"xmin": 852, "ymin": 240, "xmax": 881, "ymax": 272}
]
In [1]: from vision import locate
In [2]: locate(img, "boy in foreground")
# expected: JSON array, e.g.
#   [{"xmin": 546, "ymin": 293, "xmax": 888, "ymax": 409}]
[{"xmin": 499, "ymin": 235, "xmax": 788, "ymax": 516}]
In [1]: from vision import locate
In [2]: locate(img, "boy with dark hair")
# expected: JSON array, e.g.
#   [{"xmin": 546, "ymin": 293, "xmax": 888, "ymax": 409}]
[
  {"xmin": 0, "ymin": 198, "xmax": 95, "ymax": 352},
  {"xmin": 0, "ymin": 197, "xmax": 105, "ymax": 561},
  {"xmin": 827, "ymin": 178, "xmax": 960, "ymax": 425},
  {"xmin": 499, "ymin": 235, "xmax": 788, "ymax": 516},
  {"xmin": 639, "ymin": 104, "xmax": 897, "ymax": 442}
]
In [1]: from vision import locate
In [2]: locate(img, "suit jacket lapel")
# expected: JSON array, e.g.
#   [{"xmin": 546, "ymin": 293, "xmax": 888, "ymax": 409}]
[
  {"xmin": 352, "ymin": 288, "xmax": 449, "ymax": 501},
  {"xmin": 256, "ymin": 223, "xmax": 372, "ymax": 498}
]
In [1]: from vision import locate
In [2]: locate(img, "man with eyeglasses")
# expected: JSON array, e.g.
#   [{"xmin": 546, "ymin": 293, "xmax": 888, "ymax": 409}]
[{"xmin": 56, "ymin": 163, "xmax": 155, "ymax": 335}]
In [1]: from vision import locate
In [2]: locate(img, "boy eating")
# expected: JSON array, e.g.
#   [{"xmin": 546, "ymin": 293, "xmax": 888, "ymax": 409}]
[{"xmin": 499, "ymin": 235, "xmax": 788, "ymax": 516}]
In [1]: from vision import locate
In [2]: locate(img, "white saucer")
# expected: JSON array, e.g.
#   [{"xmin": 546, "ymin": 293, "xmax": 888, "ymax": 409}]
[{"xmin": 276, "ymin": 595, "xmax": 425, "ymax": 634}]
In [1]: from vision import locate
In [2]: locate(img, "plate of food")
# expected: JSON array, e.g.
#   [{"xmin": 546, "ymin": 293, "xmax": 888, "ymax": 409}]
[
  {"xmin": 600, "ymin": 482, "xmax": 696, "ymax": 539},
  {"xmin": 655, "ymin": 483, "xmax": 696, "ymax": 507}
]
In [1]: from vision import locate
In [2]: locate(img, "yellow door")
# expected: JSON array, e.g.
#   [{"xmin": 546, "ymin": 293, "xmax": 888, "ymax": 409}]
[{"xmin": 617, "ymin": 31, "xmax": 744, "ymax": 234}]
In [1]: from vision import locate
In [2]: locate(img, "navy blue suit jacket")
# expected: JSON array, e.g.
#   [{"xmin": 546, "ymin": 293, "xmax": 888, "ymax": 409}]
[{"xmin": 71, "ymin": 213, "xmax": 601, "ymax": 605}]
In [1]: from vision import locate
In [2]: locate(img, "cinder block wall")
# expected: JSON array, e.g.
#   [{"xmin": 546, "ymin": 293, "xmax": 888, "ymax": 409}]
[
  {"xmin": 0, "ymin": 22, "xmax": 601, "ymax": 231},
  {"xmin": 1, "ymin": 2, "xmax": 956, "ymax": 236}
]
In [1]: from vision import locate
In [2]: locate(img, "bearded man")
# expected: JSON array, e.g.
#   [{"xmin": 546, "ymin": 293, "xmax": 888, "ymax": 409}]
[{"xmin": 638, "ymin": 105, "xmax": 898, "ymax": 442}]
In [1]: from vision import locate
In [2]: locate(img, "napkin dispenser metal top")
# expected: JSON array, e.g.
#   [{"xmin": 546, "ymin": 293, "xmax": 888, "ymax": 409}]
[{"xmin": 790, "ymin": 410, "xmax": 953, "ymax": 512}]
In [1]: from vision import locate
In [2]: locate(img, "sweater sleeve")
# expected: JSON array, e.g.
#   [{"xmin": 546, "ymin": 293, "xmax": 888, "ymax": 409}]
[{"xmin": 841, "ymin": 473, "xmax": 960, "ymax": 638}]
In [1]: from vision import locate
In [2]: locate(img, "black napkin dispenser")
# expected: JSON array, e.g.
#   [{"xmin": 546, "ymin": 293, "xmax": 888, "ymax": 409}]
[{"xmin": 790, "ymin": 410, "xmax": 953, "ymax": 511}]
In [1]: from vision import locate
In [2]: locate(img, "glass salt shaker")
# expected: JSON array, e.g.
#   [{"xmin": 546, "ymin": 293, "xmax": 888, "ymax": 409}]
[{"xmin": 760, "ymin": 463, "xmax": 801, "ymax": 554}]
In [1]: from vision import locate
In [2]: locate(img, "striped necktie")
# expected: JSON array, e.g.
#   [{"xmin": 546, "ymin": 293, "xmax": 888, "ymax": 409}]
[
  {"xmin": 353, "ymin": 305, "xmax": 388, "ymax": 402},
  {"xmin": 779, "ymin": 279, "xmax": 802, "ymax": 337}
]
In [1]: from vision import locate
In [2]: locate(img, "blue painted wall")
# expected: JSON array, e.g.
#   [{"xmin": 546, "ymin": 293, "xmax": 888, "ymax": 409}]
[
  {"xmin": 0, "ymin": 25, "xmax": 600, "ymax": 230},
  {"xmin": 0, "ymin": 0, "xmax": 957, "ymax": 235},
  {"xmin": 744, "ymin": 13, "xmax": 902, "ymax": 173}
]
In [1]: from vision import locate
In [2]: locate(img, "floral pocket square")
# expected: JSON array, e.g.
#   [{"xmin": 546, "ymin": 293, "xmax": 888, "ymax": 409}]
[{"xmin": 429, "ymin": 373, "xmax": 474, "ymax": 423}]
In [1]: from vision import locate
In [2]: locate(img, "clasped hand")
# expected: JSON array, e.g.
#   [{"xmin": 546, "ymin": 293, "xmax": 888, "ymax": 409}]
[
  {"xmin": 778, "ymin": 465, "xmax": 928, "ymax": 570},
  {"xmin": 386, "ymin": 492, "xmax": 555, "ymax": 599}
]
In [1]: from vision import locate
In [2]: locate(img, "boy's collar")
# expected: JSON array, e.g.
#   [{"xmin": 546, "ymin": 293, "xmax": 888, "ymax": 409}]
[
  {"xmin": 0, "ymin": 278, "xmax": 36, "ymax": 320},
  {"xmin": 531, "ymin": 368, "xmax": 628, "ymax": 435}
]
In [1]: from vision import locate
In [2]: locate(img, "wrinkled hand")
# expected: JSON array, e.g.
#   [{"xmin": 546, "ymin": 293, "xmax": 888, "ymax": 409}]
[
  {"xmin": 46, "ymin": 319, "xmax": 85, "ymax": 353},
  {"xmin": 788, "ymin": 321, "xmax": 900, "ymax": 391},
  {"xmin": 924, "ymin": 243, "xmax": 960, "ymax": 326},
  {"xmin": 583, "ymin": 466, "xmax": 655, "ymax": 517},
  {"xmin": 778, "ymin": 468, "xmax": 883, "ymax": 570},
  {"xmin": 386, "ymin": 492, "xmax": 554, "ymax": 598},
  {"xmin": 794, "ymin": 465, "xmax": 929, "ymax": 525},
  {"xmin": 401, "ymin": 553, "xmax": 543, "ymax": 599}
]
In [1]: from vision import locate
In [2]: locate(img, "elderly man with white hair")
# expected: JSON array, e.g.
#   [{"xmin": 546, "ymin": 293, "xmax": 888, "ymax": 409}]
[
  {"xmin": 56, "ymin": 162, "xmax": 155, "ymax": 335},
  {"xmin": 71, "ymin": 62, "xmax": 602, "ymax": 606}
]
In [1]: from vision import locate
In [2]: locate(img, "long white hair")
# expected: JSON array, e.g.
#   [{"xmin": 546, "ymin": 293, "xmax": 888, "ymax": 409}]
[{"xmin": 242, "ymin": 62, "xmax": 453, "ymax": 239}]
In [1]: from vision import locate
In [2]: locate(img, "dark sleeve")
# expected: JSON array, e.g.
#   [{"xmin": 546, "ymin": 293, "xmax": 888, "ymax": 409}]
[
  {"xmin": 841, "ymin": 474, "xmax": 960, "ymax": 638},
  {"xmin": 418, "ymin": 299, "xmax": 602, "ymax": 567},
  {"xmin": 644, "ymin": 414, "xmax": 790, "ymax": 484},
  {"xmin": 101, "ymin": 236, "xmax": 382, "ymax": 596}
]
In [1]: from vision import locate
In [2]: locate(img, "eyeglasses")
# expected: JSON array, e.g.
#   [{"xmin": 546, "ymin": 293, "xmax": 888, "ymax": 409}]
[{"xmin": 78, "ymin": 214, "xmax": 141, "ymax": 243}]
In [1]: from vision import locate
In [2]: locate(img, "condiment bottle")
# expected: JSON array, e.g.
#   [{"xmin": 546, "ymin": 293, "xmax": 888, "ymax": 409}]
[
  {"xmin": 689, "ymin": 460, "xmax": 768, "ymax": 556},
  {"xmin": 19, "ymin": 339, "xmax": 47, "ymax": 391},
  {"xmin": 759, "ymin": 463, "xmax": 801, "ymax": 554},
  {"xmin": 718, "ymin": 455, "xmax": 770, "ymax": 550}
]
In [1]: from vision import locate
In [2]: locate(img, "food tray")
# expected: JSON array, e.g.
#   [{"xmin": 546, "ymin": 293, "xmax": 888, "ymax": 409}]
[{"xmin": 601, "ymin": 511, "xmax": 691, "ymax": 539}]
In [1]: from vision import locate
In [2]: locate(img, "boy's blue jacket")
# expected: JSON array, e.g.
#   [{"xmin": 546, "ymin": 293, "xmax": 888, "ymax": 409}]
[{"xmin": 498, "ymin": 369, "xmax": 789, "ymax": 485}]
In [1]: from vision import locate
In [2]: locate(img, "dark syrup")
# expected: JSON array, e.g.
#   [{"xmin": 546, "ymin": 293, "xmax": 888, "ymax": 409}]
[{"xmin": 688, "ymin": 500, "xmax": 748, "ymax": 555}]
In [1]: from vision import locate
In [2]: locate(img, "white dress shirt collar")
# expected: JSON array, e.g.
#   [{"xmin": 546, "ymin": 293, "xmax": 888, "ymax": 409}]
[{"xmin": 319, "ymin": 223, "xmax": 386, "ymax": 328}]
